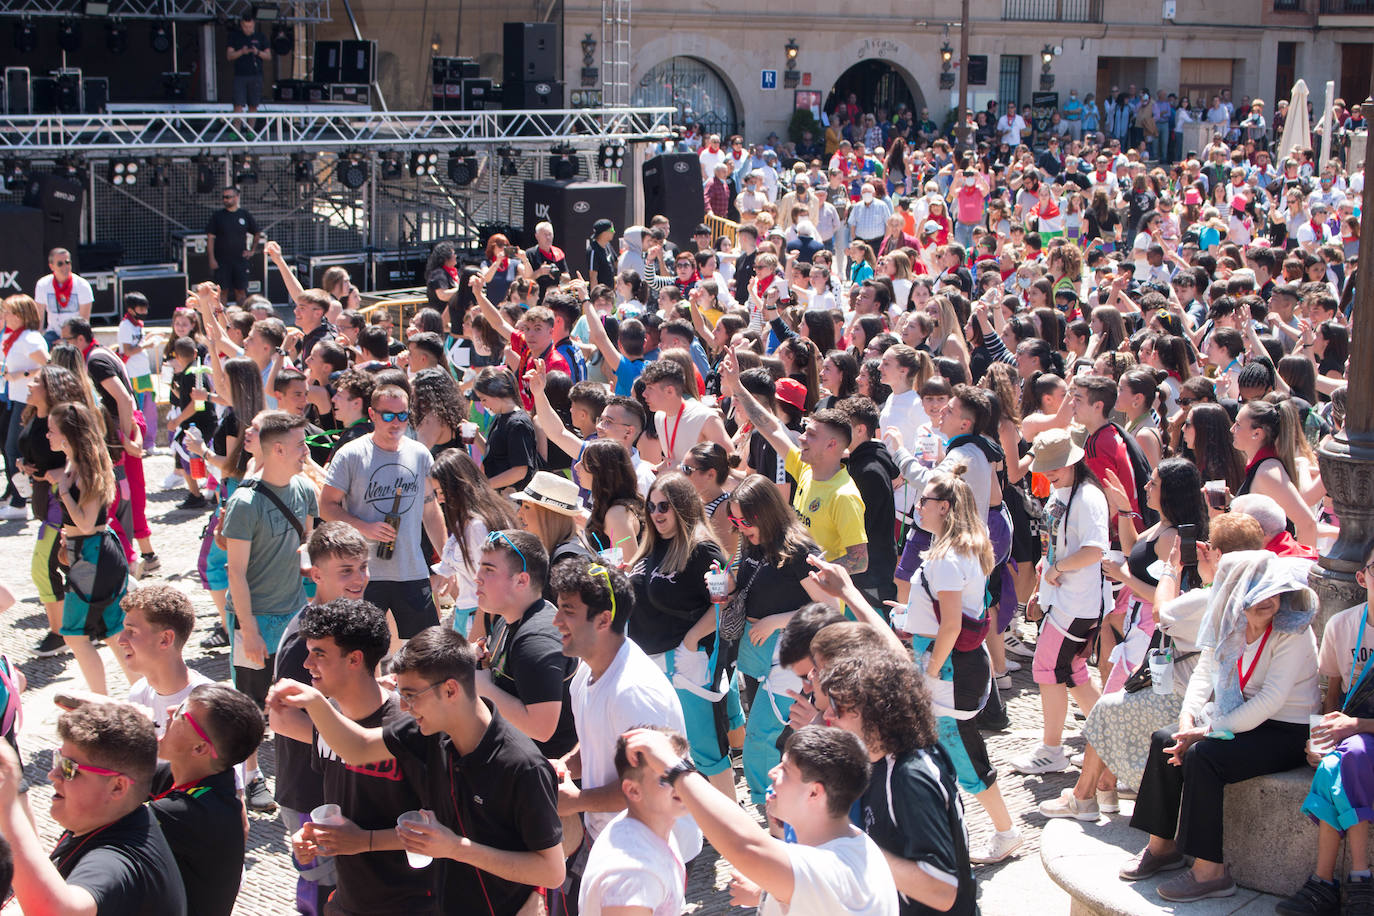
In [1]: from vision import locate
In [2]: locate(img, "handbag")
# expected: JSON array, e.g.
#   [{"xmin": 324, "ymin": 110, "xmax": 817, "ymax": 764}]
[
  {"xmin": 718, "ymin": 560, "xmax": 753, "ymax": 643},
  {"xmin": 1123, "ymin": 631, "xmax": 1197, "ymax": 693}
]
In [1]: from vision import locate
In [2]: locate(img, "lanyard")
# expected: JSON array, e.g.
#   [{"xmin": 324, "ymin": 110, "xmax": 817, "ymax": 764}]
[
  {"xmin": 1237, "ymin": 622, "xmax": 1274, "ymax": 692},
  {"xmin": 666, "ymin": 402, "xmax": 685, "ymax": 459},
  {"xmin": 1348, "ymin": 603, "xmax": 1372, "ymax": 694}
]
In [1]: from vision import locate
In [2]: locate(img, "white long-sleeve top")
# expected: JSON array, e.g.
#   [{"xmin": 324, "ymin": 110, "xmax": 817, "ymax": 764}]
[
  {"xmin": 1181, "ymin": 626, "xmax": 1319, "ymax": 735},
  {"xmin": 433, "ymin": 517, "xmax": 491, "ymax": 610}
]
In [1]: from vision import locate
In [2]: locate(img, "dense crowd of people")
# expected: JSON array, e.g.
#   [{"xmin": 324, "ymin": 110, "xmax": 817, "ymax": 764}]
[{"xmin": 0, "ymin": 85, "xmax": 1368, "ymax": 915}]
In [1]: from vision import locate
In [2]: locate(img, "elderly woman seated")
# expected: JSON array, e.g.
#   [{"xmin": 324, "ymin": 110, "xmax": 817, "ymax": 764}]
[
  {"xmin": 1039, "ymin": 512, "xmax": 1267, "ymax": 820},
  {"xmin": 1119, "ymin": 549, "xmax": 1320, "ymax": 903}
]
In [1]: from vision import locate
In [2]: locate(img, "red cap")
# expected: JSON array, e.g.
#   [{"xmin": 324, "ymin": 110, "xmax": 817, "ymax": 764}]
[{"xmin": 774, "ymin": 378, "xmax": 807, "ymax": 411}]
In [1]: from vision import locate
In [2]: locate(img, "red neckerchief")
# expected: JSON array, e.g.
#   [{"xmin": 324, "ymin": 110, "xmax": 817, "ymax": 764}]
[
  {"xmin": 1237, "ymin": 622, "xmax": 1274, "ymax": 691},
  {"xmin": 123, "ymin": 309, "xmax": 143, "ymax": 329},
  {"xmin": 442, "ymin": 265, "xmax": 460, "ymax": 283},
  {"xmin": 52, "ymin": 274, "xmax": 73, "ymax": 313},
  {"xmin": 81, "ymin": 341, "xmax": 96, "ymax": 360},
  {"xmin": 1035, "ymin": 199, "xmax": 1061, "ymax": 219},
  {"xmin": 1246, "ymin": 445, "xmax": 1279, "ymax": 474},
  {"xmin": 1, "ymin": 327, "xmax": 22, "ymax": 358}
]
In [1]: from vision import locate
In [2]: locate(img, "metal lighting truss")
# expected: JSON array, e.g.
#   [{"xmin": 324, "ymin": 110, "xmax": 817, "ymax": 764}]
[
  {"xmin": 0, "ymin": 0, "xmax": 330, "ymax": 21},
  {"xmin": 0, "ymin": 107, "xmax": 676, "ymax": 155}
]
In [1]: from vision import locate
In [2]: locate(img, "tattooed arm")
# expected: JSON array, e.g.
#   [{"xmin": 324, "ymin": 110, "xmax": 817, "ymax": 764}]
[
  {"xmin": 719, "ymin": 346, "xmax": 795, "ymax": 462},
  {"xmin": 835, "ymin": 543, "xmax": 868, "ymax": 575}
]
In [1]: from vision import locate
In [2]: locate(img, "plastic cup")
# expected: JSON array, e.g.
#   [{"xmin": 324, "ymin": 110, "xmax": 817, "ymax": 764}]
[
  {"xmin": 310, "ymin": 803, "xmax": 344, "ymax": 826},
  {"xmin": 706, "ymin": 567, "xmax": 729, "ymax": 603},
  {"xmin": 1310, "ymin": 714, "xmax": 1333, "ymax": 755},
  {"xmin": 460, "ymin": 421, "xmax": 478, "ymax": 445},
  {"xmin": 1148, "ymin": 648, "xmax": 1174, "ymax": 696},
  {"xmin": 918, "ymin": 435, "xmax": 939, "ymax": 466},
  {"xmin": 11, "ymin": 474, "xmax": 31, "ymax": 500},
  {"xmin": 599, "ymin": 547, "xmax": 624, "ymax": 569},
  {"xmin": 1205, "ymin": 480, "xmax": 1227, "ymax": 510},
  {"xmin": 396, "ymin": 811, "xmax": 432, "ymax": 868}
]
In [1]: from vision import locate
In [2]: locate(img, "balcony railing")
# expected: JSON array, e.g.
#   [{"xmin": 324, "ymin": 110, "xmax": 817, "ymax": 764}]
[
  {"xmin": 1002, "ymin": 0, "xmax": 1103, "ymax": 20},
  {"xmin": 1320, "ymin": 0, "xmax": 1374, "ymax": 12}
]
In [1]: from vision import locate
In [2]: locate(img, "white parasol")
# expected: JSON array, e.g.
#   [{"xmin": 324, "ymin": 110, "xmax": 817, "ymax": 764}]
[{"xmin": 1278, "ymin": 79, "xmax": 1311, "ymax": 162}]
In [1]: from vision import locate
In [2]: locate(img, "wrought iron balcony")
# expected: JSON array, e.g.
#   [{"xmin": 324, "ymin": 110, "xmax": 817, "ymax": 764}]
[
  {"xmin": 1320, "ymin": 0, "xmax": 1374, "ymax": 13},
  {"xmin": 1002, "ymin": 0, "xmax": 1103, "ymax": 21}
]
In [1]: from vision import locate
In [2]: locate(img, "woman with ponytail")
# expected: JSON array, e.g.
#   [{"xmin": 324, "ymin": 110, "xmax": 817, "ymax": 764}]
[{"xmin": 1231, "ymin": 399, "xmax": 1318, "ymax": 546}]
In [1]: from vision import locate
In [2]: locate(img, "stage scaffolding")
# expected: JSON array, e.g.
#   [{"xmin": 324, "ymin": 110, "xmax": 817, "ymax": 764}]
[{"xmin": 0, "ymin": 0, "xmax": 330, "ymax": 20}]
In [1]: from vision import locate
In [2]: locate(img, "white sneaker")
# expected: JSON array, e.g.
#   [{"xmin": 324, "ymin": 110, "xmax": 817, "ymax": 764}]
[
  {"xmin": 1096, "ymin": 787, "xmax": 1120, "ymax": 813},
  {"xmin": 1004, "ymin": 632, "xmax": 1035, "ymax": 658},
  {"xmin": 162, "ymin": 472, "xmax": 182, "ymax": 489},
  {"xmin": 0, "ymin": 505, "xmax": 27, "ymax": 521},
  {"xmin": 1003, "ymin": 658, "xmax": 1022, "ymax": 672},
  {"xmin": 994, "ymin": 673, "xmax": 1012, "ymax": 690},
  {"xmin": 1038, "ymin": 789, "xmax": 1101, "ymax": 821},
  {"xmin": 969, "ymin": 828, "xmax": 1023, "ymax": 864},
  {"xmin": 1010, "ymin": 744, "xmax": 1071, "ymax": 774},
  {"xmin": 1070, "ymin": 751, "xmax": 1085, "ymax": 767}
]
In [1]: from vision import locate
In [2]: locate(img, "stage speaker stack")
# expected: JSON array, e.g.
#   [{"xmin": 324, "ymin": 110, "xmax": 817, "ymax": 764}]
[
  {"xmin": 313, "ymin": 41, "xmax": 342, "ymax": 83},
  {"xmin": 522, "ymin": 180, "xmax": 627, "ymax": 277},
  {"xmin": 502, "ymin": 22, "xmax": 563, "ymax": 127},
  {"xmin": 22, "ymin": 174, "xmax": 84, "ymax": 268},
  {"xmin": 641, "ymin": 154, "xmax": 705, "ymax": 250},
  {"xmin": 0, "ymin": 205, "xmax": 49, "ymax": 301},
  {"xmin": 431, "ymin": 56, "xmax": 483, "ymax": 111}
]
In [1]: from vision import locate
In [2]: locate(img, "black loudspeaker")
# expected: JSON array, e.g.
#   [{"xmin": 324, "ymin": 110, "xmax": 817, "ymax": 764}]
[
  {"xmin": 641, "ymin": 154, "xmax": 705, "ymax": 250},
  {"xmin": 522, "ymin": 180, "xmax": 627, "ymax": 277},
  {"xmin": 340, "ymin": 39, "xmax": 374, "ymax": 84},
  {"xmin": 313, "ymin": 40, "xmax": 341, "ymax": 83},
  {"xmin": 82, "ymin": 76, "xmax": 108, "ymax": 113},
  {"xmin": 0, "ymin": 206, "xmax": 47, "ymax": 300},
  {"xmin": 56, "ymin": 72, "xmax": 81, "ymax": 114},
  {"xmin": 4, "ymin": 67, "xmax": 30, "ymax": 115},
  {"xmin": 463, "ymin": 78, "xmax": 495, "ymax": 110},
  {"xmin": 31, "ymin": 77, "xmax": 57, "ymax": 115},
  {"xmin": 504, "ymin": 79, "xmax": 564, "ymax": 109},
  {"xmin": 503, "ymin": 22, "xmax": 556, "ymax": 84},
  {"xmin": 22, "ymin": 174, "xmax": 84, "ymax": 266}
]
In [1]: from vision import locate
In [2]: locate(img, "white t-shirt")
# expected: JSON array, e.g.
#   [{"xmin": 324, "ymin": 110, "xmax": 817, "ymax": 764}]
[
  {"xmin": 1318, "ymin": 602, "xmax": 1374, "ymax": 694},
  {"xmin": 759, "ymin": 831, "xmax": 899, "ymax": 916},
  {"xmin": 878, "ymin": 389, "xmax": 930, "ymax": 443},
  {"xmin": 34, "ymin": 273, "xmax": 94, "ymax": 333},
  {"xmin": 434, "ymin": 517, "xmax": 490, "ymax": 611},
  {"xmin": 1040, "ymin": 483, "xmax": 1111, "ymax": 624},
  {"xmin": 2, "ymin": 329, "xmax": 48, "ymax": 404},
  {"xmin": 117, "ymin": 318, "xmax": 152, "ymax": 380},
  {"xmin": 903, "ymin": 549, "xmax": 987, "ymax": 638},
  {"xmin": 996, "ymin": 114, "xmax": 1027, "ymax": 146},
  {"xmin": 699, "ymin": 146, "xmax": 728, "ymax": 180},
  {"xmin": 128, "ymin": 668, "xmax": 217, "ymax": 739},
  {"xmin": 579, "ymin": 813, "xmax": 685, "ymax": 916},
  {"xmin": 654, "ymin": 398, "xmax": 717, "ymax": 464},
  {"xmin": 571, "ymin": 638, "xmax": 699, "ymax": 856}
]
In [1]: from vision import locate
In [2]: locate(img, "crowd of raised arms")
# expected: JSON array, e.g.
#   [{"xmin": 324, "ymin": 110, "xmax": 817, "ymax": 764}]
[{"xmin": 0, "ymin": 89, "xmax": 1367, "ymax": 916}]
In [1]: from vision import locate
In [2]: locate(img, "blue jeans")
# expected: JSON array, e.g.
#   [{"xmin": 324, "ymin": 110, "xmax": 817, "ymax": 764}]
[{"xmin": 954, "ymin": 221, "xmax": 978, "ymax": 250}]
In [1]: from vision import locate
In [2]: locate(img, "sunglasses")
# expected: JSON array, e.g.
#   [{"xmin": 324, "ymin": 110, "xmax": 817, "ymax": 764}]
[
  {"xmin": 171, "ymin": 702, "xmax": 218, "ymax": 758},
  {"xmin": 376, "ymin": 411, "xmax": 409, "ymax": 423},
  {"xmin": 54, "ymin": 260, "xmax": 71, "ymax": 266},
  {"xmin": 918, "ymin": 495, "xmax": 948, "ymax": 508},
  {"xmin": 728, "ymin": 514, "xmax": 753, "ymax": 529},
  {"xmin": 1178, "ymin": 397, "xmax": 1197, "ymax": 407},
  {"xmin": 646, "ymin": 499, "xmax": 673, "ymax": 516},
  {"xmin": 679, "ymin": 464, "xmax": 700, "ymax": 475},
  {"xmin": 485, "ymin": 530, "xmax": 528, "ymax": 572},
  {"xmin": 55, "ymin": 753, "xmax": 126, "ymax": 782}
]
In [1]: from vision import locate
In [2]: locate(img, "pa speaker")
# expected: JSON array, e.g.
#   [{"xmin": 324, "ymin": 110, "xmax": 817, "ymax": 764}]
[
  {"xmin": 0, "ymin": 205, "xmax": 48, "ymax": 300},
  {"xmin": 23, "ymin": 173, "xmax": 84, "ymax": 265},
  {"xmin": 522, "ymin": 180, "xmax": 627, "ymax": 278},
  {"xmin": 313, "ymin": 40, "xmax": 341, "ymax": 83},
  {"xmin": 503, "ymin": 22, "xmax": 557, "ymax": 84},
  {"xmin": 340, "ymin": 39, "xmax": 374, "ymax": 84},
  {"xmin": 641, "ymin": 154, "xmax": 704, "ymax": 250}
]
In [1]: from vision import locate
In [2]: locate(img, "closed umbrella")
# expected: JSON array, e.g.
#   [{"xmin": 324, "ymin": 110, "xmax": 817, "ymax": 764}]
[{"xmin": 1278, "ymin": 79, "xmax": 1311, "ymax": 162}]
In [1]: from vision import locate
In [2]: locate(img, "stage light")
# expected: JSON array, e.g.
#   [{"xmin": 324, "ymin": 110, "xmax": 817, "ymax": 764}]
[
  {"xmin": 106, "ymin": 20, "xmax": 128, "ymax": 54},
  {"xmin": 233, "ymin": 153, "xmax": 257, "ymax": 184},
  {"xmin": 58, "ymin": 19, "xmax": 81, "ymax": 53},
  {"xmin": 194, "ymin": 155, "xmax": 217, "ymax": 194},
  {"xmin": 379, "ymin": 151, "xmax": 405, "ymax": 180},
  {"xmin": 291, "ymin": 151, "xmax": 314, "ymax": 184},
  {"xmin": 147, "ymin": 157, "xmax": 170, "ymax": 188},
  {"xmin": 150, "ymin": 20, "xmax": 172, "ymax": 53},
  {"xmin": 447, "ymin": 149, "xmax": 478, "ymax": 186},
  {"xmin": 107, "ymin": 159, "xmax": 139, "ymax": 186},
  {"xmin": 3, "ymin": 158, "xmax": 30, "ymax": 191},
  {"xmin": 255, "ymin": 5, "xmax": 280, "ymax": 20},
  {"xmin": 409, "ymin": 151, "xmax": 438, "ymax": 177},
  {"xmin": 597, "ymin": 142, "xmax": 625, "ymax": 170},
  {"xmin": 271, "ymin": 24, "xmax": 292, "ymax": 57},
  {"xmin": 549, "ymin": 145, "xmax": 579, "ymax": 180},
  {"xmin": 85, "ymin": 1, "xmax": 110, "ymax": 14},
  {"xmin": 339, "ymin": 154, "xmax": 369, "ymax": 190},
  {"xmin": 13, "ymin": 20, "xmax": 37, "ymax": 54},
  {"xmin": 497, "ymin": 146, "xmax": 521, "ymax": 178}
]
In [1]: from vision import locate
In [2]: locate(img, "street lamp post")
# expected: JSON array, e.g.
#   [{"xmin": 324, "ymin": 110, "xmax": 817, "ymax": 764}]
[{"xmin": 1309, "ymin": 96, "xmax": 1374, "ymax": 635}]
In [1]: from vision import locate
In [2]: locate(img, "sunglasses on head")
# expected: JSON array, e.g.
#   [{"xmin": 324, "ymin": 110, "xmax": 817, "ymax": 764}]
[
  {"xmin": 588, "ymin": 563, "xmax": 617, "ymax": 620},
  {"xmin": 646, "ymin": 499, "xmax": 673, "ymax": 516},
  {"xmin": 485, "ymin": 530, "xmax": 527, "ymax": 572}
]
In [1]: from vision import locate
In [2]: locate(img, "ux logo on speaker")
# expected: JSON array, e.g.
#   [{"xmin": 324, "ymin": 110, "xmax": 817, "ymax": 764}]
[
  {"xmin": 0, "ymin": 271, "xmax": 19, "ymax": 292},
  {"xmin": 534, "ymin": 203, "xmax": 550, "ymax": 221}
]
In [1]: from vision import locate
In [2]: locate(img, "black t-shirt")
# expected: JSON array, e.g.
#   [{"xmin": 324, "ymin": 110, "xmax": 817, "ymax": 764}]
[
  {"xmin": 87, "ymin": 346, "xmax": 133, "ymax": 423},
  {"xmin": 426, "ymin": 267, "xmax": 458, "ymax": 318},
  {"xmin": 629, "ymin": 538, "xmax": 726, "ymax": 655},
  {"xmin": 747, "ymin": 430, "xmax": 794, "ymax": 500},
  {"xmin": 19, "ymin": 415, "xmax": 63, "ymax": 474},
  {"xmin": 734, "ymin": 546, "xmax": 817, "ymax": 621},
  {"xmin": 526, "ymin": 246, "xmax": 568, "ymax": 300},
  {"xmin": 148, "ymin": 764, "xmax": 243, "ymax": 916},
  {"xmin": 51, "ymin": 804, "xmax": 188, "ymax": 916},
  {"xmin": 486, "ymin": 600, "xmax": 579, "ymax": 758},
  {"xmin": 171, "ymin": 360, "xmax": 217, "ymax": 439},
  {"xmin": 860, "ymin": 747, "xmax": 978, "ymax": 916},
  {"xmin": 734, "ymin": 251, "xmax": 758, "ymax": 304},
  {"xmin": 936, "ymin": 266, "xmax": 973, "ymax": 297},
  {"xmin": 587, "ymin": 240, "xmax": 617, "ymax": 285},
  {"xmin": 212, "ymin": 408, "xmax": 240, "ymax": 459},
  {"xmin": 482, "ymin": 410, "xmax": 538, "ymax": 489},
  {"xmin": 206, "ymin": 207, "xmax": 260, "ymax": 263},
  {"xmin": 314, "ymin": 695, "xmax": 436, "ymax": 914},
  {"xmin": 228, "ymin": 27, "xmax": 269, "ymax": 77},
  {"xmin": 381, "ymin": 703, "xmax": 562, "ymax": 916},
  {"xmin": 272, "ymin": 609, "xmax": 325, "ymax": 812},
  {"xmin": 298, "ymin": 320, "xmax": 337, "ymax": 369}
]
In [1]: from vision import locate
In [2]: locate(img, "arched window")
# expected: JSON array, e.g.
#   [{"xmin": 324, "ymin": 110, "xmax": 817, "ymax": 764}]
[{"xmin": 634, "ymin": 57, "xmax": 737, "ymax": 137}]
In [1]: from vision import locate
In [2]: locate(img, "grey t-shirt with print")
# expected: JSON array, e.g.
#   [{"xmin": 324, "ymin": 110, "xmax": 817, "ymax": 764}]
[{"xmin": 323, "ymin": 435, "xmax": 434, "ymax": 581}]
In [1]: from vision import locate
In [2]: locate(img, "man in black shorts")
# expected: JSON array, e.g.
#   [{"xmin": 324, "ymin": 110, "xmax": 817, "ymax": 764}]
[
  {"xmin": 228, "ymin": 9, "xmax": 270, "ymax": 114},
  {"xmin": 207, "ymin": 186, "xmax": 263, "ymax": 305}
]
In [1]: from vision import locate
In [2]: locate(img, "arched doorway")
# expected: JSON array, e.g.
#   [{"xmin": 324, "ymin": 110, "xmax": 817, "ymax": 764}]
[
  {"xmin": 633, "ymin": 57, "xmax": 738, "ymax": 137},
  {"xmin": 825, "ymin": 60, "xmax": 921, "ymax": 122}
]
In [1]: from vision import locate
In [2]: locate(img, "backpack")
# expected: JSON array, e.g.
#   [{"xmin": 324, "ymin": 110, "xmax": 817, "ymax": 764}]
[{"xmin": 1104, "ymin": 422, "xmax": 1158, "ymax": 528}]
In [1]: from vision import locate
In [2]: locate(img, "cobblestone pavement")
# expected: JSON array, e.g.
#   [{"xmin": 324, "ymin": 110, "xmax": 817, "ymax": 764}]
[{"xmin": 0, "ymin": 451, "xmax": 1091, "ymax": 915}]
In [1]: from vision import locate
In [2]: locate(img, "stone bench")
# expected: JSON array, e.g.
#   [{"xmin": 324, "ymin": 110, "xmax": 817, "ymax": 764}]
[{"xmin": 1043, "ymin": 766, "xmax": 1370, "ymax": 914}]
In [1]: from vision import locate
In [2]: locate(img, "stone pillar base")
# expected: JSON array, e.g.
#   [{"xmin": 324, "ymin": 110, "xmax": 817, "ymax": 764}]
[{"xmin": 1309, "ymin": 433, "xmax": 1374, "ymax": 639}]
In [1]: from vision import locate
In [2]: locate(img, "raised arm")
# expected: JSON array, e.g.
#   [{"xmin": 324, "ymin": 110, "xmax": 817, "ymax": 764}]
[
  {"xmin": 719, "ymin": 345, "xmax": 793, "ymax": 460},
  {"xmin": 472, "ymin": 276, "xmax": 515, "ymax": 341},
  {"xmin": 267, "ymin": 680, "xmax": 394, "ymax": 765},
  {"xmin": 526, "ymin": 358, "xmax": 587, "ymax": 460},
  {"xmin": 581, "ymin": 299, "xmax": 622, "ymax": 372},
  {"xmin": 265, "ymin": 241, "xmax": 309, "ymax": 307}
]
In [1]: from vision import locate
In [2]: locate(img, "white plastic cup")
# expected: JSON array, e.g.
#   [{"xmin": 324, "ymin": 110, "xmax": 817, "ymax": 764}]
[
  {"xmin": 918, "ymin": 435, "xmax": 939, "ymax": 466},
  {"xmin": 1205, "ymin": 479, "xmax": 1227, "ymax": 510},
  {"xmin": 705, "ymin": 567, "xmax": 729, "ymax": 603},
  {"xmin": 1310, "ymin": 714, "xmax": 1333, "ymax": 755},
  {"xmin": 599, "ymin": 547, "xmax": 624, "ymax": 569},
  {"xmin": 11, "ymin": 474, "xmax": 31, "ymax": 500},
  {"xmin": 396, "ymin": 810, "xmax": 433, "ymax": 868},
  {"xmin": 460, "ymin": 421, "xmax": 478, "ymax": 445},
  {"xmin": 310, "ymin": 803, "xmax": 344, "ymax": 826},
  {"xmin": 1148, "ymin": 648, "xmax": 1174, "ymax": 696}
]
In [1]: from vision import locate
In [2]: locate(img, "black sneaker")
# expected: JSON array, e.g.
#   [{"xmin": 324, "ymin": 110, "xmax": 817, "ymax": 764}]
[
  {"xmin": 33, "ymin": 631, "xmax": 69, "ymax": 658},
  {"xmin": 1344, "ymin": 875, "xmax": 1373, "ymax": 915},
  {"xmin": 245, "ymin": 776, "xmax": 277, "ymax": 813},
  {"xmin": 1277, "ymin": 875, "xmax": 1341, "ymax": 916},
  {"xmin": 200, "ymin": 625, "xmax": 230, "ymax": 649},
  {"xmin": 177, "ymin": 494, "xmax": 208, "ymax": 510}
]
